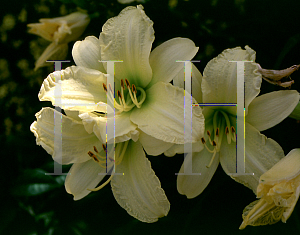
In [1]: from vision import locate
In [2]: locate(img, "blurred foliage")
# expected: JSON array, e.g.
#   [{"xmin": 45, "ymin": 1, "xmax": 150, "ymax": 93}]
[{"xmin": 1, "ymin": 0, "xmax": 300, "ymax": 234}]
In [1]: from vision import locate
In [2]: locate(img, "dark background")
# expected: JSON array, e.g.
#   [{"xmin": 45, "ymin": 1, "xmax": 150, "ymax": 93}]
[{"xmin": 1, "ymin": 0, "xmax": 300, "ymax": 234}]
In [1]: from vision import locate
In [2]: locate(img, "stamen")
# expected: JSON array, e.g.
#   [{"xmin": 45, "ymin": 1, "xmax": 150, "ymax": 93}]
[
  {"xmin": 201, "ymin": 137, "xmax": 215, "ymax": 153},
  {"xmin": 231, "ymin": 126, "xmax": 236, "ymax": 141},
  {"xmin": 225, "ymin": 126, "xmax": 231, "ymax": 144},
  {"xmin": 88, "ymin": 174, "xmax": 114, "ymax": 192},
  {"xmin": 206, "ymin": 151, "xmax": 217, "ymax": 168},
  {"xmin": 207, "ymin": 130, "xmax": 211, "ymax": 137},
  {"xmin": 125, "ymin": 78, "xmax": 130, "ymax": 88},
  {"xmin": 93, "ymin": 146, "xmax": 99, "ymax": 153},
  {"xmin": 212, "ymin": 140, "xmax": 217, "ymax": 147},
  {"xmin": 121, "ymin": 79, "xmax": 125, "ymax": 90},
  {"xmin": 102, "ymin": 83, "xmax": 107, "ymax": 92},
  {"xmin": 88, "ymin": 151, "xmax": 100, "ymax": 162},
  {"xmin": 225, "ymin": 126, "xmax": 229, "ymax": 135},
  {"xmin": 115, "ymin": 141, "xmax": 129, "ymax": 165},
  {"xmin": 102, "ymin": 144, "xmax": 107, "ymax": 152},
  {"xmin": 215, "ymin": 128, "xmax": 219, "ymax": 137},
  {"xmin": 132, "ymin": 84, "xmax": 137, "ymax": 93},
  {"xmin": 117, "ymin": 90, "xmax": 122, "ymax": 99}
]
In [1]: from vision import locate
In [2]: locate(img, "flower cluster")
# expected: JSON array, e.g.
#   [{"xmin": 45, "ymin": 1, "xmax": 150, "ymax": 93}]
[{"xmin": 30, "ymin": 5, "xmax": 300, "ymax": 227}]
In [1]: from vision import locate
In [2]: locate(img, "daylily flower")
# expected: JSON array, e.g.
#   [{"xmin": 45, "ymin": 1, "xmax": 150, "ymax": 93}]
[
  {"xmin": 28, "ymin": 11, "xmax": 90, "ymax": 70},
  {"xmin": 240, "ymin": 149, "xmax": 300, "ymax": 229},
  {"xmin": 172, "ymin": 46, "xmax": 300, "ymax": 198},
  {"xmin": 31, "ymin": 107, "xmax": 170, "ymax": 222},
  {"xmin": 31, "ymin": 5, "xmax": 204, "ymax": 222},
  {"xmin": 39, "ymin": 5, "xmax": 204, "ymax": 155}
]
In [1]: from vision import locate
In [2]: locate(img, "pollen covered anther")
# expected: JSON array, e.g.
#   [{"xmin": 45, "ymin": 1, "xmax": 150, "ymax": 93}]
[
  {"xmin": 207, "ymin": 130, "xmax": 211, "ymax": 137},
  {"xmin": 225, "ymin": 126, "xmax": 229, "ymax": 135},
  {"xmin": 88, "ymin": 151, "xmax": 99, "ymax": 162},
  {"xmin": 93, "ymin": 146, "xmax": 99, "ymax": 153},
  {"xmin": 132, "ymin": 84, "xmax": 137, "ymax": 93},
  {"xmin": 117, "ymin": 90, "xmax": 122, "ymax": 99},
  {"xmin": 201, "ymin": 137, "xmax": 206, "ymax": 144},
  {"xmin": 102, "ymin": 144, "xmax": 107, "ymax": 152},
  {"xmin": 102, "ymin": 83, "xmax": 107, "ymax": 92},
  {"xmin": 125, "ymin": 78, "xmax": 130, "ymax": 88},
  {"xmin": 212, "ymin": 140, "xmax": 217, "ymax": 147},
  {"xmin": 215, "ymin": 128, "xmax": 219, "ymax": 137}
]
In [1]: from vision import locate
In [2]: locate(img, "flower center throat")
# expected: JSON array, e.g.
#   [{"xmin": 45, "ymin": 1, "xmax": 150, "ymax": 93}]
[{"xmin": 102, "ymin": 78, "xmax": 146, "ymax": 114}]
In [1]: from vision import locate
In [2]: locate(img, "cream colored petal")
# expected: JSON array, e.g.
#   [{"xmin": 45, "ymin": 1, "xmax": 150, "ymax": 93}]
[
  {"xmin": 164, "ymin": 141, "xmax": 203, "ymax": 157},
  {"xmin": 79, "ymin": 111, "xmax": 139, "ymax": 143},
  {"xmin": 202, "ymin": 46, "xmax": 261, "ymax": 115},
  {"xmin": 220, "ymin": 122, "xmax": 284, "ymax": 194},
  {"xmin": 64, "ymin": 110, "xmax": 82, "ymax": 121},
  {"xmin": 282, "ymin": 186, "xmax": 300, "ymax": 222},
  {"xmin": 34, "ymin": 42, "xmax": 68, "ymax": 71},
  {"xmin": 177, "ymin": 148, "xmax": 220, "ymax": 199},
  {"xmin": 39, "ymin": 65, "xmax": 107, "ymax": 112},
  {"xmin": 72, "ymin": 36, "xmax": 106, "ymax": 72},
  {"xmin": 172, "ymin": 63, "xmax": 203, "ymax": 103},
  {"xmin": 246, "ymin": 90, "xmax": 300, "ymax": 131},
  {"xmin": 30, "ymin": 107, "xmax": 102, "ymax": 164},
  {"xmin": 138, "ymin": 130, "xmax": 174, "ymax": 156},
  {"xmin": 111, "ymin": 140, "xmax": 170, "ymax": 223},
  {"xmin": 260, "ymin": 149, "xmax": 300, "ymax": 185},
  {"xmin": 147, "ymin": 38, "xmax": 198, "ymax": 88},
  {"xmin": 65, "ymin": 159, "xmax": 108, "ymax": 200},
  {"xmin": 130, "ymin": 82, "xmax": 204, "ymax": 144},
  {"xmin": 59, "ymin": 12, "xmax": 90, "ymax": 43},
  {"xmin": 99, "ymin": 5, "xmax": 153, "ymax": 88}
]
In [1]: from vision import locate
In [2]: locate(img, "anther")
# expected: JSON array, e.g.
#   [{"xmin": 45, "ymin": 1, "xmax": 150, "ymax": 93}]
[
  {"xmin": 201, "ymin": 138, "xmax": 206, "ymax": 144},
  {"xmin": 225, "ymin": 126, "xmax": 229, "ymax": 135},
  {"xmin": 102, "ymin": 144, "xmax": 107, "ymax": 152},
  {"xmin": 121, "ymin": 79, "xmax": 125, "ymax": 90},
  {"xmin": 93, "ymin": 146, "xmax": 99, "ymax": 153},
  {"xmin": 215, "ymin": 128, "xmax": 219, "ymax": 137},
  {"xmin": 212, "ymin": 140, "xmax": 217, "ymax": 147},
  {"xmin": 125, "ymin": 78, "xmax": 130, "ymax": 88},
  {"xmin": 207, "ymin": 130, "xmax": 211, "ymax": 137},
  {"xmin": 102, "ymin": 83, "xmax": 107, "ymax": 92},
  {"xmin": 88, "ymin": 151, "xmax": 99, "ymax": 162},
  {"xmin": 132, "ymin": 84, "xmax": 137, "ymax": 93},
  {"xmin": 231, "ymin": 126, "xmax": 236, "ymax": 134},
  {"xmin": 117, "ymin": 90, "xmax": 122, "ymax": 99}
]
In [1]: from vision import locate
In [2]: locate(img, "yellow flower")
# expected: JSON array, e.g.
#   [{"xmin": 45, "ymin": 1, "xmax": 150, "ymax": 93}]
[
  {"xmin": 28, "ymin": 11, "xmax": 90, "ymax": 70},
  {"xmin": 240, "ymin": 149, "xmax": 300, "ymax": 229}
]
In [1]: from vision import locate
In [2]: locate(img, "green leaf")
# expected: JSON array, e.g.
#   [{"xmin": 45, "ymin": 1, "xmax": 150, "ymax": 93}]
[{"xmin": 11, "ymin": 183, "xmax": 60, "ymax": 196}]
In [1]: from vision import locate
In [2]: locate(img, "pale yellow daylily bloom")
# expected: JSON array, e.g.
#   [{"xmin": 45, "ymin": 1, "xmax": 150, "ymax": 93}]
[
  {"xmin": 31, "ymin": 107, "xmax": 170, "ymax": 223},
  {"xmin": 171, "ymin": 46, "xmax": 300, "ymax": 198},
  {"xmin": 38, "ymin": 5, "xmax": 204, "ymax": 154},
  {"xmin": 28, "ymin": 11, "xmax": 90, "ymax": 70},
  {"xmin": 240, "ymin": 149, "xmax": 300, "ymax": 229}
]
